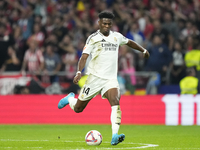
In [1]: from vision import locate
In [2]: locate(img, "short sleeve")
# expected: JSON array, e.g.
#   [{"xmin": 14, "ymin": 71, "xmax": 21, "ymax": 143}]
[
  {"xmin": 82, "ymin": 35, "xmax": 94, "ymax": 54},
  {"xmin": 118, "ymin": 33, "xmax": 129, "ymax": 46}
]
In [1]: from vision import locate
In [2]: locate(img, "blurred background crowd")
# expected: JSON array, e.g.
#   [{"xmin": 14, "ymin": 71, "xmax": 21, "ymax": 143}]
[{"xmin": 0, "ymin": 0, "xmax": 200, "ymax": 95}]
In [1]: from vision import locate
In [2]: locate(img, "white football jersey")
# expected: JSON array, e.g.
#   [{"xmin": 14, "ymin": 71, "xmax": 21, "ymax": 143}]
[{"xmin": 83, "ymin": 30, "xmax": 129, "ymax": 79}]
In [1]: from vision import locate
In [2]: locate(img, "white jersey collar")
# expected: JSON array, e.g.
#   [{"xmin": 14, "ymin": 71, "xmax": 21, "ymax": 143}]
[
  {"xmin": 97, "ymin": 30, "xmax": 112, "ymax": 37},
  {"xmin": 96, "ymin": 30, "xmax": 117, "ymax": 45}
]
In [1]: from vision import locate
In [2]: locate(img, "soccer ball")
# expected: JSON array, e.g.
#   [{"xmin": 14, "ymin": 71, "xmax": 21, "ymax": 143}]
[{"xmin": 85, "ymin": 130, "xmax": 102, "ymax": 146}]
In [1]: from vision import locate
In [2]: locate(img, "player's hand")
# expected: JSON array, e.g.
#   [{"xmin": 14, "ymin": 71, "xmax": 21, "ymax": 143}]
[
  {"xmin": 143, "ymin": 50, "xmax": 150, "ymax": 59},
  {"xmin": 73, "ymin": 73, "xmax": 81, "ymax": 84}
]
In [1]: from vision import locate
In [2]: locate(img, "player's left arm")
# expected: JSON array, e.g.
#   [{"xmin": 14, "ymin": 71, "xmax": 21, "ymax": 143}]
[{"xmin": 126, "ymin": 40, "xmax": 150, "ymax": 59}]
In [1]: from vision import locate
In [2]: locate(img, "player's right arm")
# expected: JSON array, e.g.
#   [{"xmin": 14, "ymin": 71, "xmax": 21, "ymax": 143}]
[
  {"xmin": 73, "ymin": 34, "xmax": 94, "ymax": 84},
  {"xmin": 73, "ymin": 53, "xmax": 89, "ymax": 84}
]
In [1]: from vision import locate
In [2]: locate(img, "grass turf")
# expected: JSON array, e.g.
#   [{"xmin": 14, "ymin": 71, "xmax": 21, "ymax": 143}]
[{"xmin": 0, "ymin": 125, "xmax": 199, "ymax": 150}]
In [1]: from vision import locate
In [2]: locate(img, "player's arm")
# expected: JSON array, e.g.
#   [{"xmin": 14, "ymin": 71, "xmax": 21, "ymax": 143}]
[
  {"xmin": 73, "ymin": 53, "xmax": 89, "ymax": 84},
  {"xmin": 126, "ymin": 40, "xmax": 150, "ymax": 59}
]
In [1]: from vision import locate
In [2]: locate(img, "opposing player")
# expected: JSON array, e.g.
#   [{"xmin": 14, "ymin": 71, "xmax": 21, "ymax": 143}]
[{"xmin": 58, "ymin": 11, "xmax": 150, "ymax": 145}]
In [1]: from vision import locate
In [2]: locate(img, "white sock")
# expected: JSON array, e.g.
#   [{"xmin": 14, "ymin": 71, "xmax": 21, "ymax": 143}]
[
  {"xmin": 111, "ymin": 105, "xmax": 121, "ymax": 135},
  {"xmin": 68, "ymin": 97, "xmax": 77, "ymax": 111}
]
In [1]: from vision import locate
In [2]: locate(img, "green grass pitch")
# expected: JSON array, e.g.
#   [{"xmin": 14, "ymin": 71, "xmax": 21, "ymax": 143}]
[{"xmin": 0, "ymin": 125, "xmax": 199, "ymax": 150}]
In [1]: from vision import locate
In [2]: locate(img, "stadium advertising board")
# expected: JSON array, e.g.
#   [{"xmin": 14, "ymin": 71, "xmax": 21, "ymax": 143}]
[
  {"xmin": 0, "ymin": 75, "xmax": 31, "ymax": 95},
  {"xmin": 0, "ymin": 94, "xmax": 199, "ymax": 125}
]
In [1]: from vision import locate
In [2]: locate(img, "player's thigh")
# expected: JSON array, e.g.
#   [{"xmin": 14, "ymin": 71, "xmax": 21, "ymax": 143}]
[
  {"xmin": 102, "ymin": 79, "xmax": 120, "ymax": 106},
  {"xmin": 74, "ymin": 99, "xmax": 90, "ymax": 111},
  {"xmin": 78, "ymin": 74, "xmax": 103, "ymax": 101},
  {"xmin": 104, "ymin": 88, "xmax": 120, "ymax": 106}
]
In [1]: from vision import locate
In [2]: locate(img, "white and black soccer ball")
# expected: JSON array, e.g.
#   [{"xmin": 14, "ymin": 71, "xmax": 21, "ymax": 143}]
[{"xmin": 85, "ymin": 130, "xmax": 102, "ymax": 146}]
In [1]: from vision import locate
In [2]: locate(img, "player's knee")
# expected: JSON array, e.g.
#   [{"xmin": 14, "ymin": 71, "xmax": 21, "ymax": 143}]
[
  {"xmin": 74, "ymin": 107, "xmax": 84, "ymax": 113},
  {"xmin": 110, "ymin": 97, "xmax": 120, "ymax": 105}
]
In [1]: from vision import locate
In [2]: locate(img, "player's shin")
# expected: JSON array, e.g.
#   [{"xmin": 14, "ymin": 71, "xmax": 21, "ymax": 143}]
[
  {"xmin": 68, "ymin": 97, "xmax": 78, "ymax": 111},
  {"xmin": 111, "ymin": 105, "xmax": 121, "ymax": 135}
]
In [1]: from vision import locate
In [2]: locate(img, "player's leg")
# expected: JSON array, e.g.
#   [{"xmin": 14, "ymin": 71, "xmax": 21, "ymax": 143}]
[
  {"xmin": 57, "ymin": 92, "xmax": 75, "ymax": 109},
  {"xmin": 58, "ymin": 74, "xmax": 100, "ymax": 113},
  {"xmin": 58, "ymin": 92, "xmax": 91, "ymax": 113},
  {"xmin": 104, "ymin": 88, "xmax": 120, "ymax": 135},
  {"xmin": 70, "ymin": 98, "xmax": 91, "ymax": 113},
  {"xmin": 103, "ymin": 88, "xmax": 125, "ymax": 145}
]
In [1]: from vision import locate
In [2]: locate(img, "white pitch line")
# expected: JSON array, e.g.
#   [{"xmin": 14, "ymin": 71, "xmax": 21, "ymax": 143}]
[
  {"xmin": 0, "ymin": 139, "xmax": 159, "ymax": 149},
  {"xmin": 68, "ymin": 141, "xmax": 159, "ymax": 149},
  {"xmin": 96, "ymin": 144, "xmax": 159, "ymax": 149}
]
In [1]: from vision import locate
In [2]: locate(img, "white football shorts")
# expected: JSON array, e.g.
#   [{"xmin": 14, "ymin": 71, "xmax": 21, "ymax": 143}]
[{"xmin": 78, "ymin": 74, "xmax": 119, "ymax": 101}]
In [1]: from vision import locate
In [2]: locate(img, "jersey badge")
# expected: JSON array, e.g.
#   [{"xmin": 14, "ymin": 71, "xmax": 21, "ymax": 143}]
[
  {"xmin": 114, "ymin": 37, "xmax": 117, "ymax": 42},
  {"xmin": 81, "ymin": 94, "xmax": 84, "ymax": 99}
]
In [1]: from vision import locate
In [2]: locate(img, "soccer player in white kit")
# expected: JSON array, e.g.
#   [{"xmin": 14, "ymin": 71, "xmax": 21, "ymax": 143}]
[{"xmin": 58, "ymin": 11, "xmax": 150, "ymax": 145}]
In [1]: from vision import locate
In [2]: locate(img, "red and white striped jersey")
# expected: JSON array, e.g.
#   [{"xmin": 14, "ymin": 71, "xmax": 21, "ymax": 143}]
[{"xmin": 24, "ymin": 49, "xmax": 44, "ymax": 72}]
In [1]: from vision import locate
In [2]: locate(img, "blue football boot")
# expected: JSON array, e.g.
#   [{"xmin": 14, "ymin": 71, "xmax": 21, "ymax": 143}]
[
  {"xmin": 111, "ymin": 133, "xmax": 125, "ymax": 145},
  {"xmin": 58, "ymin": 92, "xmax": 75, "ymax": 109}
]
